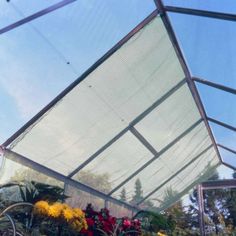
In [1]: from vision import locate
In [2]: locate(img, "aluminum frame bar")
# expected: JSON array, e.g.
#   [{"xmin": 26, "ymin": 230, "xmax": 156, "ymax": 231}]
[
  {"xmin": 208, "ymin": 117, "xmax": 236, "ymax": 132},
  {"xmin": 156, "ymin": 163, "xmax": 219, "ymax": 212},
  {"xmin": 222, "ymin": 161, "xmax": 236, "ymax": 171},
  {"xmin": 108, "ymin": 118, "xmax": 203, "ymax": 196},
  {"xmin": 137, "ymin": 144, "xmax": 213, "ymax": 205},
  {"xmin": 0, "ymin": 0, "xmax": 77, "ymax": 35},
  {"xmin": 198, "ymin": 179, "xmax": 236, "ymax": 235},
  {"xmin": 164, "ymin": 5, "xmax": 236, "ymax": 22},
  {"xmin": 68, "ymin": 78, "xmax": 186, "ymax": 178},
  {"xmin": 197, "ymin": 184, "xmax": 206, "ymax": 236},
  {"xmin": 217, "ymin": 143, "xmax": 236, "ymax": 155},
  {"xmin": 201, "ymin": 179, "xmax": 236, "ymax": 190},
  {"xmin": 193, "ymin": 77, "xmax": 236, "ymax": 95},
  {"xmin": 130, "ymin": 127, "xmax": 159, "ymax": 156},
  {"xmin": 2, "ymin": 10, "xmax": 158, "ymax": 148},
  {"xmin": 154, "ymin": 0, "xmax": 222, "ymax": 163},
  {"xmin": 1, "ymin": 148, "xmax": 138, "ymax": 212}
]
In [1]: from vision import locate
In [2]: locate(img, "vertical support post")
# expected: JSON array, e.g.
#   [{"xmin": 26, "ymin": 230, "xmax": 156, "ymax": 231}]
[
  {"xmin": 104, "ymin": 199, "xmax": 108, "ymax": 209},
  {"xmin": 197, "ymin": 184, "xmax": 205, "ymax": 236},
  {"xmin": 63, "ymin": 183, "xmax": 68, "ymax": 203}
]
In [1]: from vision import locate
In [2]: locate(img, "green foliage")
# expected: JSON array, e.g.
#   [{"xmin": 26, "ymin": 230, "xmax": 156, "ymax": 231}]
[
  {"xmin": 134, "ymin": 210, "xmax": 173, "ymax": 234},
  {"xmin": 0, "ymin": 180, "xmax": 69, "ymax": 235},
  {"xmin": 19, "ymin": 181, "xmax": 68, "ymax": 203},
  {"xmin": 0, "ymin": 180, "xmax": 68, "ymax": 204}
]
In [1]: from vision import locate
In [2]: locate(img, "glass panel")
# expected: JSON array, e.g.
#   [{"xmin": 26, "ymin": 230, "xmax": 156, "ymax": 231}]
[
  {"xmin": 0, "ymin": 22, "xmax": 76, "ymax": 143},
  {"xmin": 210, "ymin": 122, "xmax": 236, "ymax": 151},
  {"xmin": 217, "ymin": 164, "xmax": 234, "ymax": 179},
  {"xmin": 31, "ymin": 0, "xmax": 155, "ymax": 74},
  {"xmin": 65, "ymin": 185, "xmax": 105, "ymax": 210},
  {"xmin": 107, "ymin": 201, "xmax": 134, "ymax": 218},
  {"xmin": 196, "ymin": 83, "xmax": 236, "ymax": 127},
  {"xmin": 203, "ymin": 188, "xmax": 236, "ymax": 235},
  {"xmin": 0, "ymin": 0, "xmax": 155, "ymax": 144},
  {"xmin": 0, "ymin": 157, "xmax": 63, "ymax": 187},
  {"xmin": 168, "ymin": 12, "xmax": 236, "ymax": 89},
  {"xmin": 220, "ymin": 147, "xmax": 236, "ymax": 168},
  {"xmin": 135, "ymin": 84, "xmax": 201, "ymax": 151},
  {"xmin": 147, "ymin": 150, "xmax": 218, "ymax": 209},
  {"xmin": 73, "ymin": 131, "xmax": 153, "ymax": 193},
  {"xmin": 164, "ymin": 0, "xmax": 236, "ymax": 14},
  {"xmin": 112, "ymin": 122, "xmax": 219, "ymax": 205},
  {"xmin": 10, "ymin": 16, "xmax": 185, "ymax": 175},
  {"xmin": 0, "ymin": 157, "xmax": 64, "ymax": 204},
  {"xmin": 0, "ymin": 0, "xmax": 60, "ymax": 28}
]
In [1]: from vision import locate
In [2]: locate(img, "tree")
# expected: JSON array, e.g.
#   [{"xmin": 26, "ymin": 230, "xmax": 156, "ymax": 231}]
[
  {"xmin": 120, "ymin": 188, "xmax": 127, "ymax": 202},
  {"xmin": 161, "ymin": 187, "xmax": 190, "ymax": 234},
  {"xmin": 131, "ymin": 178, "xmax": 143, "ymax": 204},
  {"xmin": 74, "ymin": 170, "xmax": 111, "ymax": 193},
  {"xmin": 11, "ymin": 168, "xmax": 62, "ymax": 187},
  {"xmin": 222, "ymin": 172, "xmax": 236, "ymax": 232},
  {"xmin": 66, "ymin": 171, "xmax": 112, "ymax": 209}
]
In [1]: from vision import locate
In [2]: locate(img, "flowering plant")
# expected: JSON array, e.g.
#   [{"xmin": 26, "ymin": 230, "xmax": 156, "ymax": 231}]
[
  {"xmin": 34, "ymin": 200, "xmax": 87, "ymax": 234},
  {"xmin": 81, "ymin": 204, "xmax": 141, "ymax": 236}
]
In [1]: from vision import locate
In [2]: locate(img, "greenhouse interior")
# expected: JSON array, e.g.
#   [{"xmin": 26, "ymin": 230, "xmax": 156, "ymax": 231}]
[{"xmin": 0, "ymin": 0, "xmax": 235, "ymax": 235}]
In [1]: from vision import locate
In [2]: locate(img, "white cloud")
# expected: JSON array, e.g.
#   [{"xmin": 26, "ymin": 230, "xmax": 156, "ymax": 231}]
[{"xmin": 0, "ymin": 73, "xmax": 50, "ymax": 120}]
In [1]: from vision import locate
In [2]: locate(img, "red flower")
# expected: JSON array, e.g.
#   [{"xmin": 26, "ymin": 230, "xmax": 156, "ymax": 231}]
[{"xmin": 86, "ymin": 218, "xmax": 95, "ymax": 227}]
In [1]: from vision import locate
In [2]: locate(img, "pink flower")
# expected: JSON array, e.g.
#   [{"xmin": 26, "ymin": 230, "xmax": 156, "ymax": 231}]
[{"xmin": 123, "ymin": 219, "xmax": 132, "ymax": 228}]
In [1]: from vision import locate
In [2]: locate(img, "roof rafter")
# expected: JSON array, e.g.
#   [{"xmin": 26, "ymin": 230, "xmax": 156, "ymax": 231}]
[
  {"xmin": 208, "ymin": 117, "xmax": 236, "ymax": 132},
  {"xmin": 68, "ymin": 78, "xmax": 186, "ymax": 178},
  {"xmin": 164, "ymin": 5, "xmax": 236, "ymax": 22},
  {"xmin": 108, "ymin": 119, "xmax": 203, "ymax": 196},
  {"xmin": 222, "ymin": 161, "xmax": 236, "ymax": 172},
  {"xmin": 154, "ymin": 0, "xmax": 222, "ymax": 164},
  {"xmin": 1, "ymin": 148, "xmax": 138, "ymax": 212},
  {"xmin": 193, "ymin": 77, "xmax": 236, "ymax": 95},
  {"xmin": 137, "ymin": 144, "xmax": 213, "ymax": 205},
  {"xmin": 217, "ymin": 144, "xmax": 236, "ymax": 155},
  {"xmin": 2, "ymin": 9, "xmax": 158, "ymax": 148},
  {"xmin": 0, "ymin": 0, "xmax": 77, "ymax": 35}
]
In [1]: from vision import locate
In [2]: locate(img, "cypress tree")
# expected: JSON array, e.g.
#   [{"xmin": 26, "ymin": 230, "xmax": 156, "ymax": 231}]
[{"xmin": 120, "ymin": 188, "xmax": 127, "ymax": 202}]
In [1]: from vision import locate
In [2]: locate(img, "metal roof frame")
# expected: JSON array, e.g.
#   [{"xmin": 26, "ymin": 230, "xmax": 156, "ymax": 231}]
[
  {"xmin": 222, "ymin": 161, "xmax": 236, "ymax": 171},
  {"xmin": 108, "ymin": 119, "xmax": 203, "ymax": 196},
  {"xmin": 198, "ymin": 179, "xmax": 236, "ymax": 235},
  {"xmin": 164, "ymin": 5, "xmax": 236, "ymax": 22},
  {"xmin": 201, "ymin": 179, "xmax": 236, "ymax": 190},
  {"xmin": 208, "ymin": 117, "xmax": 236, "ymax": 133},
  {"xmin": 154, "ymin": 0, "xmax": 222, "ymax": 162},
  {"xmin": 218, "ymin": 144, "xmax": 236, "ymax": 155},
  {"xmin": 137, "ymin": 144, "xmax": 214, "ymax": 205},
  {"xmin": 1, "ymin": 0, "xmax": 233, "ymax": 210},
  {"xmin": 0, "ymin": 0, "xmax": 78, "ymax": 35},
  {"xmin": 2, "ymin": 9, "xmax": 158, "ymax": 148},
  {"xmin": 193, "ymin": 77, "xmax": 236, "ymax": 96},
  {"xmin": 1, "ymin": 147, "xmax": 138, "ymax": 212},
  {"xmin": 68, "ymin": 78, "xmax": 186, "ymax": 178}
]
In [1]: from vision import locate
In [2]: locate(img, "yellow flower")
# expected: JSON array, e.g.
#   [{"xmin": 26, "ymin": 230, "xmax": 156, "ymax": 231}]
[
  {"xmin": 34, "ymin": 201, "xmax": 49, "ymax": 215},
  {"xmin": 34, "ymin": 201, "xmax": 87, "ymax": 232},
  {"xmin": 73, "ymin": 208, "xmax": 84, "ymax": 218},
  {"xmin": 71, "ymin": 218, "xmax": 88, "ymax": 231},
  {"xmin": 48, "ymin": 203, "xmax": 64, "ymax": 218},
  {"xmin": 157, "ymin": 232, "xmax": 167, "ymax": 236},
  {"xmin": 63, "ymin": 206, "xmax": 74, "ymax": 221}
]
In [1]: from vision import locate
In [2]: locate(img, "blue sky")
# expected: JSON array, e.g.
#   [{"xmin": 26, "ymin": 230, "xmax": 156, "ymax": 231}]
[{"xmin": 0, "ymin": 0, "xmax": 235, "ymax": 176}]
